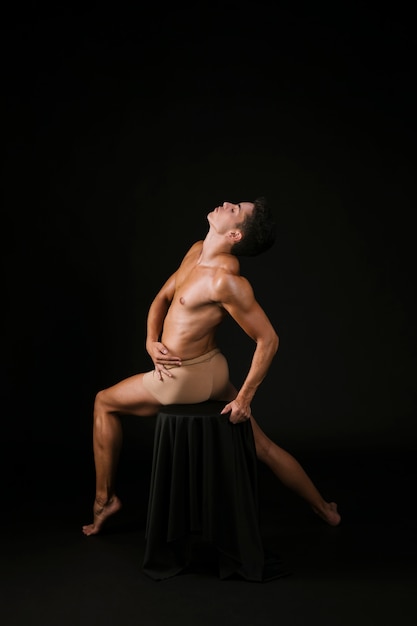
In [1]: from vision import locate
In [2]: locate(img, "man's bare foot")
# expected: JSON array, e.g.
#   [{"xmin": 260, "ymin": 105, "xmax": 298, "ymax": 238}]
[
  {"xmin": 312, "ymin": 501, "xmax": 341, "ymax": 527},
  {"xmin": 82, "ymin": 496, "xmax": 122, "ymax": 536}
]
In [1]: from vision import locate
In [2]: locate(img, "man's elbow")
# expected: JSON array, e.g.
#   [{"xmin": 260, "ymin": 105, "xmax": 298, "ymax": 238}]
[{"xmin": 270, "ymin": 332, "xmax": 279, "ymax": 355}]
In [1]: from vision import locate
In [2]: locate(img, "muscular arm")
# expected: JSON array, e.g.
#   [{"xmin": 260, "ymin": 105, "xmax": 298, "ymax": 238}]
[
  {"xmin": 217, "ymin": 272, "xmax": 279, "ymax": 422},
  {"xmin": 145, "ymin": 272, "xmax": 182, "ymax": 376},
  {"xmin": 145, "ymin": 241, "xmax": 203, "ymax": 355},
  {"xmin": 146, "ymin": 273, "xmax": 176, "ymax": 345}
]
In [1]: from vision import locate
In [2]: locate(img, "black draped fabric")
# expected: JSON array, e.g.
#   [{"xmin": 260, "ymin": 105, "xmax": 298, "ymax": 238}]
[{"xmin": 143, "ymin": 401, "xmax": 287, "ymax": 582}]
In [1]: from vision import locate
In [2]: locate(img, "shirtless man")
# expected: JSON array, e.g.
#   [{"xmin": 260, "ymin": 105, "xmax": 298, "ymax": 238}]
[{"xmin": 82, "ymin": 198, "xmax": 340, "ymax": 536}]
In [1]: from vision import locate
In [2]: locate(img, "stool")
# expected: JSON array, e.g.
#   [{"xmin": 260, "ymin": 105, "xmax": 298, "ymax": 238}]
[{"xmin": 142, "ymin": 401, "xmax": 287, "ymax": 582}]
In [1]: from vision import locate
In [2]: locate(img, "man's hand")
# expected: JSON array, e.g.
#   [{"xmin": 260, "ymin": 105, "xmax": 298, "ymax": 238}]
[
  {"xmin": 220, "ymin": 399, "xmax": 252, "ymax": 424},
  {"xmin": 147, "ymin": 342, "xmax": 181, "ymax": 381}
]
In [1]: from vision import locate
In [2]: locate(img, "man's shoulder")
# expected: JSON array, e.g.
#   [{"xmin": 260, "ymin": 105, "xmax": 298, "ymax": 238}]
[
  {"xmin": 212, "ymin": 262, "xmax": 252, "ymax": 301},
  {"xmin": 191, "ymin": 240, "xmax": 204, "ymax": 250},
  {"xmin": 184, "ymin": 240, "xmax": 204, "ymax": 257},
  {"xmin": 215, "ymin": 252, "xmax": 241, "ymax": 276}
]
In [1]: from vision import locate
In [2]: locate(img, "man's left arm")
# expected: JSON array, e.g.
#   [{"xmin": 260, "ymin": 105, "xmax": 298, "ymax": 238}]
[{"xmin": 218, "ymin": 274, "xmax": 279, "ymax": 423}]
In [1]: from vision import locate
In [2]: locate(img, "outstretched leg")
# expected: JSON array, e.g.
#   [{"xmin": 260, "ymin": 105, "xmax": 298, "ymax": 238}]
[
  {"xmin": 217, "ymin": 382, "xmax": 341, "ymax": 526},
  {"xmin": 250, "ymin": 417, "xmax": 341, "ymax": 526},
  {"xmin": 82, "ymin": 373, "xmax": 162, "ymax": 536}
]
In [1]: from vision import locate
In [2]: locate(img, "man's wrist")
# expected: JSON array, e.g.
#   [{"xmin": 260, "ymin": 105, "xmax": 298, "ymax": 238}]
[{"xmin": 235, "ymin": 391, "xmax": 255, "ymax": 406}]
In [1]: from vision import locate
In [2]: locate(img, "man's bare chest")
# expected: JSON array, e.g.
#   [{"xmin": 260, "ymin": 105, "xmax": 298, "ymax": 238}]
[{"xmin": 174, "ymin": 266, "xmax": 217, "ymax": 310}]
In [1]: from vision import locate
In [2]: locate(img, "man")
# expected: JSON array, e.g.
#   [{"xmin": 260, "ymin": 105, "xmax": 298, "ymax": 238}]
[{"xmin": 82, "ymin": 198, "xmax": 340, "ymax": 536}]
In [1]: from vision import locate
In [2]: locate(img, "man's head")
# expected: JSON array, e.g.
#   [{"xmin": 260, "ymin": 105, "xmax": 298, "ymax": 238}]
[{"xmin": 230, "ymin": 196, "xmax": 276, "ymax": 257}]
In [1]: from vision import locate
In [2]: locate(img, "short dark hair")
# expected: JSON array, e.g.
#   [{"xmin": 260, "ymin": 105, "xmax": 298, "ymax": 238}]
[{"xmin": 231, "ymin": 197, "xmax": 276, "ymax": 257}]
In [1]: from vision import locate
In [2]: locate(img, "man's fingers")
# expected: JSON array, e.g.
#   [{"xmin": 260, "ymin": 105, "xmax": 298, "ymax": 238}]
[{"xmin": 228, "ymin": 415, "xmax": 249, "ymax": 424}]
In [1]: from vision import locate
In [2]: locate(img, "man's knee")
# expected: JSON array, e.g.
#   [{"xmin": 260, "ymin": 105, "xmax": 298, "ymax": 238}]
[{"xmin": 94, "ymin": 389, "xmax": 108, "ymax": 412}]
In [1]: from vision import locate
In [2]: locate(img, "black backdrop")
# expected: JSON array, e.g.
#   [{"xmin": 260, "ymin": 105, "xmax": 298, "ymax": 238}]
[{"xmin": 2, "ymin": 2, "xmax": 416, "ymax": 495}]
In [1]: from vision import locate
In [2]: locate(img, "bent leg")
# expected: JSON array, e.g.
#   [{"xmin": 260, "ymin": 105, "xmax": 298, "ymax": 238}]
[
  {"xmin": 82, "ymin": 373, "xmax": 163, "ymax": 536},
  {"xmin": 250, "ymin": 417, "xmax": 341, "ymax": 526}
]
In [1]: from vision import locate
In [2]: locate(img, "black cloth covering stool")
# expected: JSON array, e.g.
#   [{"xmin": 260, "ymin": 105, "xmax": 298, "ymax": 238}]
[{"xmin": 142, "ymin": 401, "xmax": 287, "ymax": 582}]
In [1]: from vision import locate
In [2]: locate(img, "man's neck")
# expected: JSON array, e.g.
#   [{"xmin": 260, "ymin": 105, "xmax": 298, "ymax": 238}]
[{"xmin": 199, "ymin": 231, "xmax": 233, "ymax": 265}]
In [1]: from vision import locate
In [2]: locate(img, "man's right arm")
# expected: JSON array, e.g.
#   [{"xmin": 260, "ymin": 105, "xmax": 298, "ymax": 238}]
[
  {"xmin": 145, "ymin": 272, "xmax": 182, "ymax": 377},
  {"xmin": 146, "ymin": 273, "xmax": 176, "ymax": 344},
  {"xmin": 145, "ymin": 241, "xmax": 202, "ymax": 375}
]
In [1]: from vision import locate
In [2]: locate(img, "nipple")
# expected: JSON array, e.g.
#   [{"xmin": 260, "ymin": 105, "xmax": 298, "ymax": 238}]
[{"xmin": 180, "ymin": 297, "xmax": 185, "ymax": 305}]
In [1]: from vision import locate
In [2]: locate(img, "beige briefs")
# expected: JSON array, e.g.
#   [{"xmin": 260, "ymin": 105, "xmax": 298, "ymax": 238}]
[{"xmin": 142, "ymin": 348, "xmax": 230, "ymax": 405}]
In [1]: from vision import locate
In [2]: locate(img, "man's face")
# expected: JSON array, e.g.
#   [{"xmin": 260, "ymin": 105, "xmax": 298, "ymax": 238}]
[{"xmin": 207, "ymin": 201, "xmax": 254, "ymax": 234}]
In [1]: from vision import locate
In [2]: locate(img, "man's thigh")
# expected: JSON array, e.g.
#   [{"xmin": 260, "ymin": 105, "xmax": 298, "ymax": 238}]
[{"xmin": 99, "ymin": 372, "xmax": 162, "ymax": 417}]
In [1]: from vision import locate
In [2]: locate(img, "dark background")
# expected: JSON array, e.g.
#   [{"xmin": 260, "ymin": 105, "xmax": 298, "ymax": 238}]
[
  {"xmin": 1, "ymin": 2, "xmax": 416, "ymax": 624},
  {"xmin": 3, "ymin": 0, "xmax": 415, "ymax": 468}
]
